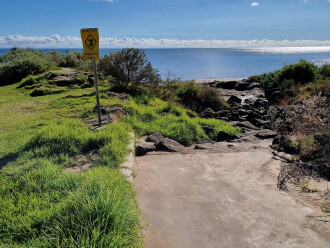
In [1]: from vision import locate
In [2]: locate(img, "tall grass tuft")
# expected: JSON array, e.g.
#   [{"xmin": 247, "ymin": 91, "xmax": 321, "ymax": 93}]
[{"xmin": 0, "ymin": 119, "xmax": 142, "ymax": 247}]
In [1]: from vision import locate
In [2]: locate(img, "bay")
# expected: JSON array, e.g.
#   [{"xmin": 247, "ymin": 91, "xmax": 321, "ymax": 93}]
[{"xmin": 1, "ymin": 47, "xmax": 330, "ymax": 80}]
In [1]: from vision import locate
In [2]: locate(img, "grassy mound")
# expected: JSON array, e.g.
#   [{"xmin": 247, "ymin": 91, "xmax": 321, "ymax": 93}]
[{"xmin": 0, "ymin": 120, "xmax": 142, "ymax": 247}]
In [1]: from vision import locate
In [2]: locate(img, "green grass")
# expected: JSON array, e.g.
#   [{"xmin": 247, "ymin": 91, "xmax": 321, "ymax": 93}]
[
  {"xmin": 0, "ymin": 119, "xmax": 141, "ymax": 247},
  {"xmin": 0, "ymin": 71, "xmax": 239, "ymax": 247},
  {"xmin": 0, "ymin": 79, "xmax": 143, "ymax": 247},
  {"xmin": 300, "ymin": 180, "xmax": 318, "ymax": 193},
  {"xmin": 125, "ymin": 97, "xmax": 240, "ymax": 146}
]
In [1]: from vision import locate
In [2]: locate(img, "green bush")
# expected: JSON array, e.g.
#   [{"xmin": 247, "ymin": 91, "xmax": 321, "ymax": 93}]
[
  {"xmin": 259, "ymin": 60, "xmax": 317, "ymax": 90},
  {"xmin": 176, "ymin": 81, "xmax": 229, "ymax": 112},
  {"xmin": 279, "ymin": 60, "xmax": 316, "ymax": 85},
  {"xmin": 0, "ymin": 48, "xmax": 55, "ymax": 86},
  {"xmin": 48, "ymin": 50, "xmax": 88, "ymax": 69},
  {"xmin": 319, "ymin": 64, "xmax": 330, "ymax": 79},
  {"xmin": 98, "ymin": 48, "xmax": 160, "ymax": 89}
]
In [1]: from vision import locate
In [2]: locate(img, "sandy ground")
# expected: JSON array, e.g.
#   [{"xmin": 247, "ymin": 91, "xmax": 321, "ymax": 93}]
[{"xmin": 134, "ymin": 140, "xmax": 330, "ymax": 248}]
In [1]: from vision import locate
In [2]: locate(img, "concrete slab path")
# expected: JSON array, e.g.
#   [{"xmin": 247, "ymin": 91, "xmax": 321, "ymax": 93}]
[{"xmin": 134, "ymin": 142, "xmax": 330, "ymax": 248}]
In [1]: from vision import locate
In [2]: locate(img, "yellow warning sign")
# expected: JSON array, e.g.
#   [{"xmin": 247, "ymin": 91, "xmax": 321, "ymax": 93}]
[{"xmin": 80, "ymin": 28, "xmax": 100, "ymax": 61}]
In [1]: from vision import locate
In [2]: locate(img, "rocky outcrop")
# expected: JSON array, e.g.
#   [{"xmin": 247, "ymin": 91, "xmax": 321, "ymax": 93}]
[
  {"xmin": 136, "ymin": 140, "xmax": 156, "ymax": 156},
  {"xmin": 136, "ymin": 132, "xmax": 185, "ymax": 156}
]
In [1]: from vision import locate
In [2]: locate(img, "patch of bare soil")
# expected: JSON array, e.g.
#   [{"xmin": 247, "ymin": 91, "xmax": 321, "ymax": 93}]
[{"xmin": 65, "ymin": 153, "xmax": 96, "ymax": 173}]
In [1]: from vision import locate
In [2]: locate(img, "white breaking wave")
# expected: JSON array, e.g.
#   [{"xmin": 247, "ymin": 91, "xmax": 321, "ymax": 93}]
[{"xmin": 1, "ymin": 35, "xmax": 330, "ymax": 49}]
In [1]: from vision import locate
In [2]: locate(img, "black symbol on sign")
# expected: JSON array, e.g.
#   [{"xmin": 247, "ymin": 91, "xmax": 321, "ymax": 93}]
[{"xmin": 85, "ymin": 35, "xmax": 97, "ymax": 50}]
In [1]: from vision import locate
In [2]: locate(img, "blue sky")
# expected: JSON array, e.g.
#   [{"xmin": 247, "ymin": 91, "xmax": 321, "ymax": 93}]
[{"xmin": 1, "ymin": 0, "xmax": 330, "ymax": 48}]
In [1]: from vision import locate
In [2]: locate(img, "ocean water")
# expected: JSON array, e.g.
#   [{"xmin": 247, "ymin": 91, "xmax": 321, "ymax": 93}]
[{"xmin": 1, "ymin": 47, "xmax": 330, "ymax": 81}]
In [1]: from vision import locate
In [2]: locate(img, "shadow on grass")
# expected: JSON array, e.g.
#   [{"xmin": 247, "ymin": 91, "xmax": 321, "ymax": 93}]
[{"xmin": 0, "ymin": 151, "xmax": 20, "ymax": 170}]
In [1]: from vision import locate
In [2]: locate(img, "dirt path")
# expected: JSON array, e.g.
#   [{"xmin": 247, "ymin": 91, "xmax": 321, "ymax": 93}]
[{"xmin": 134, "ymin": 140, "xmax": 330, "ymax": 248}]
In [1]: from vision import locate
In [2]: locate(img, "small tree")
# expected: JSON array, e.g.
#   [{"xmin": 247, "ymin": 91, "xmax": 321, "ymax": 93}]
[{"xmin": 98, "ymin": 48, "xmax": 160, "ymax": 89}]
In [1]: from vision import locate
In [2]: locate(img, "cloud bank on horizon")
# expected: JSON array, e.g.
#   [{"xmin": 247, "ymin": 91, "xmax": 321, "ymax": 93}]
[{"xmin": 1, "ymin": 35, "xmax": 330, "ymax": 49}]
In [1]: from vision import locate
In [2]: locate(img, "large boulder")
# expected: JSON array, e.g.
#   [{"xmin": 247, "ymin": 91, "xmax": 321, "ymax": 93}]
[
  {"xmin": 253, "ymin": 98, "xmax": 268, "ymax": 108},
  {"xmin": 217, "ymin": 131, "xmax": 239, "ymax": 142},
  {"xmin": 145, "ymin": 132, "xmax": 185, "ymax": 152},
  {"xmin": 235, "ymin": 82, "xmax": 251, "ymax": 91},
  {"xmin": 146, "ymin": 132, "xmax": 165, "ymax": 144},
  {"xmin": 136, "ymin": 140, "xmax": 156, "ymax": 156},
  {"xmin": 157, "ymin": 138, "xmax": 185, "ymax": 152},
  {"xmin": 227, "ymin": 95, "xmax": 242, "ymax": 104}
]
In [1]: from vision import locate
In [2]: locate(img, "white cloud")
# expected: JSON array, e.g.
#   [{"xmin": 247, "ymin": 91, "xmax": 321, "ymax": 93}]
[
  {"xmin": 251, "ymin": 2, "xmax": 259, "ymax": 7},
  {"xmin": 1, "ymin": 35, "xmax": 330, "ymax": 48}
]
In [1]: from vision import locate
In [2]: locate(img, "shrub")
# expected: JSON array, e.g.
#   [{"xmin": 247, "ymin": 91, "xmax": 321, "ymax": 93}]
[
  {"xmin": 319, "ymin": 64, "xmax": 330, "ymax": 79},
  {"xmin": 98, "ymin": 48, "xmax": 160, "ymax": 89},
  {"xmin": 0, "ymin": 48, "xmax": 55, "ymax": 86},
  {"xmin": 176, "ymin": 81, "xmax": 229, "ymax": 112},
  {"xmin": 48, "ymin": 50, "xmax": 87, "ymax": 69},
  {"xmin": 280, "ymin": 60, "xmax": 316, "ymax": 85}
]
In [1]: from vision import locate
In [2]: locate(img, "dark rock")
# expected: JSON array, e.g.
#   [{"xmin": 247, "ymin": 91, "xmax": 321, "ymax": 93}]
[
  {"xmin": 230, "ymin": 121, "xmax": 259, "ymax": 130},
  {"xmin": 227, "ymin": 95, "xmax": 242, "ymax": 104},
  {"xmin": 135, "ymin": 140, "xmax": 156, "ymax": 156},
  {"xmin": 195, "ymin": 144, "xmax": 207, "ymax": 150},
  {"xmin": 217, "ymin": 131, "xmax": 239, "ymax": 142},
  {"xmin": 243, "ymin": 98, "xmax": 254, "ymax": 105},
  {"xmin": 237, "ymin": 109, "xmax": 248, "ymax": 115},
  {"xmin": 215, "ymin": 110, "xmax": 231, "ymax": 118},
  {"xmin": 253, "ymin": 98, "xmax": 268, "ymax": 108},
  {"xmin": 247, "ymin": 111, "xmax": 262, "ymax": 120},
  {"xmin": 269, "ymin": 91, "xmax": 283, "ymax": 103},
  {"xmin": 200, "ymin": 108, "xmax": 216, "ymax": 118},
  {"xmin": 105, "ymin": 91, "xmax": 130, "ymax": 101},
  {"xmin": 216, "ymin": 81, "xmax": 238, "ymax": 89},
  {"xmin": 157, "ymin": 138, "xmax": 185, "ymax": 152},
  {"xmin": 250, "ymin": 118, "xmax": 270, "ymax": 128},
  {"xmin": 201, "ymin": 125, "xmax": 215, "ymax": 135},
  {"xmin": 235, "ymin": 82, "xmax": 251, "ymax": 91},
  {"xmin": 255, "ymin": 129, "xmax": 278, "ymax": 139},
  {"xmin": 85, "ymin": 115, "xmax": 113, "ymax": 127},
  {"xmin": 145, "ymin": 132, "xmax": 185, "ymax": 152},
  {"xmin": 230, "ymin": 112, "xmax": 239, "ymax": 121},
  {"xmin": 93, "ymin": 105, "xmax": 127, "ymax": 115},
  {"xmin": 146, "ymin": 132, "xmax": 165, "ymax": 144},
  {"xmin": 248, "ymin": 82, "xmax": 263, "ymax": 90}
]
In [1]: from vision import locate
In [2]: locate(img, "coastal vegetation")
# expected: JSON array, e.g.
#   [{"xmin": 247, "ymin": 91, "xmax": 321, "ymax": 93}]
[{"xmin": 0, "ymin": 48, "xmax": 238, "ymax": 247}]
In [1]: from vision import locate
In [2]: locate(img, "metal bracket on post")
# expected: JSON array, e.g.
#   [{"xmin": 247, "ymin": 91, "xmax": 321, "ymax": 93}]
[{"xmin": 93, "ymin": 61, "xmax": 102, "ymax": 127}]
